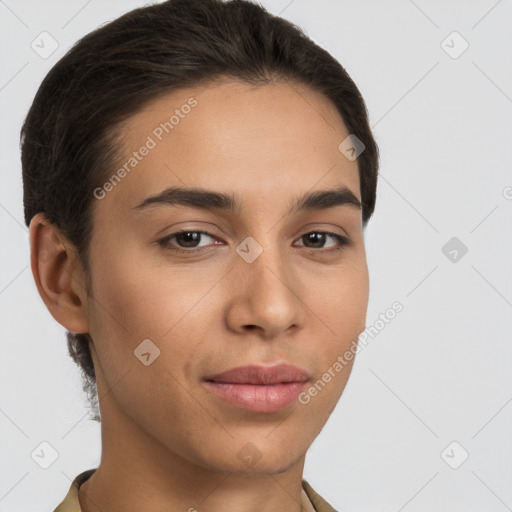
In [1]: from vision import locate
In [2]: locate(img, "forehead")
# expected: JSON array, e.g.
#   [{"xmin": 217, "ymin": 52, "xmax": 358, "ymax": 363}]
[{"xmin": 99, "ymin": 79, "xmax": 361, "ymax": 216}]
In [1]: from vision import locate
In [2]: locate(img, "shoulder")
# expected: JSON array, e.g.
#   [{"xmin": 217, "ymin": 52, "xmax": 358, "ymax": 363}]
[
  {"xmin": 53, "ymin": 468, "xmax": 97, "ymax": 512},
  {"xmin": 302, "ymin": 479, "xmax": 339, "ymax": 512}
]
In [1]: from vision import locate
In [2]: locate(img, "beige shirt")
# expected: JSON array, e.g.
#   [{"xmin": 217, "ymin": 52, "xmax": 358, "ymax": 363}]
[{"xmin": 53, "ymin": 469, "xmax": 338, "ymax": 512}]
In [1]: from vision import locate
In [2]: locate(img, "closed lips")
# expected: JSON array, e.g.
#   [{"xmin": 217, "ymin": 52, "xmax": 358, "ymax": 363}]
[{"xmin": 203, "ymin": 363, "xmax": 310, "ymax": 385}]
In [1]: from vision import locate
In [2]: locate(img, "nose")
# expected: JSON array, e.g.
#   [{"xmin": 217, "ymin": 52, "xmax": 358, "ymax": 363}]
[{"xmin": 224, "ymin": 240, "xmax": 305, "ymax": 340}]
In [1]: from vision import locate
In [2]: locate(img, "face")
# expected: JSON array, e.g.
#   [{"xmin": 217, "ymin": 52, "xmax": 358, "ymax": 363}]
[{"xmin": 85, "ymin": 79, "xmax": 369, "ymax": 475}]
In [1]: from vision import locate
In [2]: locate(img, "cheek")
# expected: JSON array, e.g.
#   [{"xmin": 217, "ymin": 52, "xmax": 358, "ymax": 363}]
[
  {"xmin": 88, "ymin": 244, "xmax": 194, "ymax": 338},
  {"xmin": 86, "ymin": 243, "xmax": 225, "ymax": 384},
  {"xmin": 309, "ymin": 257, "xmax": 369, "ymax": 337},
  {"xmin": 303, "ymin": 258, "xmax": 369, "ymax": 397},
  {"xmin": 85, "ymin": 250, "xmax": 212, "ymax": 434}
]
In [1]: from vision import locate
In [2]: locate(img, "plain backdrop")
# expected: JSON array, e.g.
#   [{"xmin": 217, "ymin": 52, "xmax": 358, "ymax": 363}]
[{"xmin": 1, "ymin": 0, "xmax": 511, "ymax": 511}]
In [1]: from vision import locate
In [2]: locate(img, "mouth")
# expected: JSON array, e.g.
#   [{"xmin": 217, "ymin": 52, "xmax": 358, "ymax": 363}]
[{"xmin": 202, "ymin": 363, "xmax": 310, "ymax": 412}]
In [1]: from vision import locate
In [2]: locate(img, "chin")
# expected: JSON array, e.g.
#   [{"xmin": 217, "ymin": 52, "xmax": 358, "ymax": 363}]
[{"xmin": 198, "ymin": 443, "xmax": 303, "ymax": 477}]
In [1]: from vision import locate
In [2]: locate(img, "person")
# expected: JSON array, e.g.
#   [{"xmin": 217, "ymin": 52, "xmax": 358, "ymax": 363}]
[{"xmin": 21, "ymin": 0, "xmax": 379, "ymax": 510}]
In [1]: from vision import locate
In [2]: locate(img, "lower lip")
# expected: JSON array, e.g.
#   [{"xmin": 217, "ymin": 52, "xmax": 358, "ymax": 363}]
[{"xmin": 203, "ymin": 381, "xmax": 308, "ymax": 413}]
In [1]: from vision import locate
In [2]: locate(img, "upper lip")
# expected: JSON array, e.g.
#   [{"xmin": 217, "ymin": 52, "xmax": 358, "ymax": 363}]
[{"xmin": 203, "ymin": 363, "xmax": 310, "ymax": 385}]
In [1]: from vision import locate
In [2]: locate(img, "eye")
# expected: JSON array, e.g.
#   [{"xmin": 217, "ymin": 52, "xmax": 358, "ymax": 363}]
[
  {"xmin": 158, "ymin": 229, "xmax": 351, "ymax": 255},
  {"xmin": 294, "ymin": 231, "xmax": 350, "ymax": 253},
  {"xmin": 158, "ymin": 230, "xmax": 220, "ymax": 254}
]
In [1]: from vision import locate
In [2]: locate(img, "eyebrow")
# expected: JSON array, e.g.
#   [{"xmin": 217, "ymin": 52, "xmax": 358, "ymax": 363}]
[{"xmin": 133, "ymin": 185, "xmax": 362, "ymax": 215}]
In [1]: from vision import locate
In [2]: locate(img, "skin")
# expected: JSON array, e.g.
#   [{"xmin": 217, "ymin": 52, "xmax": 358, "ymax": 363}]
[{"xmin": 30, "ymin": 79, "xmax": 369, "ymax": 512}]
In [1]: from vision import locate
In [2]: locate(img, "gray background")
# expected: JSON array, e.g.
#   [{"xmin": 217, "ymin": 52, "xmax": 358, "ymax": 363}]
[{"xmin": 1, "ymin": 0, "xmax": 511, "ymax": 510}]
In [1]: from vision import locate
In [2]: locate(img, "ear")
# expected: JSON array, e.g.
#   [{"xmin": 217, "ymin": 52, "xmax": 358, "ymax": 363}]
[{"xmin": 29, "ymin": 213, "xmax": 90, "ymax": 334}]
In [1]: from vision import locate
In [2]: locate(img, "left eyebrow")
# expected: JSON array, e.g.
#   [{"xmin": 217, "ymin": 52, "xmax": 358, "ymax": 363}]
[
  {"xmin": 132, "ymin": 185, "xmax": 362, "ymax": 214},
  {"xmin": 290, "ymin": 186, "xmax": 362, "ymax": 214}
]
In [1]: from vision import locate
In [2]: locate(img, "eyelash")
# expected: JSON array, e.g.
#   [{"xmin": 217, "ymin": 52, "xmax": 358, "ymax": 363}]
[{"xmin": 157, "ymin": 229, "xmax": 351, "ymax": 255}]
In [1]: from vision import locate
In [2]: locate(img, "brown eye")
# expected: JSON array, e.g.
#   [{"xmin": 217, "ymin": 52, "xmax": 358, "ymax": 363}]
[
  {"xmin": 158, "ymin": 230, "xmax": 219, "ymax": 252},
  {"xmin": 302, "ymin": 232, "xmax": 327, "ymax": 249},
  {"xmin": 295, "ymin": 231, "xmax": 350, "ymax": 252},
  {"xmin": 174, "ymin": 231, "xmax": 204, "ymax": 248}
]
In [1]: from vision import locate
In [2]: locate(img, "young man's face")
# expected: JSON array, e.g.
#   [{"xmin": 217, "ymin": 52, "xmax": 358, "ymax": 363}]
[{"xmin": 85, "ymin": 79, "xmax": 369, "ymax": 475}]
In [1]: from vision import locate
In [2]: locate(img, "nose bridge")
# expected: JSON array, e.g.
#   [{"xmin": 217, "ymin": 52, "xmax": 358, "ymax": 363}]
[
  {"xmin": 236, "ymin": 229, "xmax": 290, "ymax": 290},
  {"xmin": 229, "ymin": 230, "xmax": 303, "ymax": 336}
]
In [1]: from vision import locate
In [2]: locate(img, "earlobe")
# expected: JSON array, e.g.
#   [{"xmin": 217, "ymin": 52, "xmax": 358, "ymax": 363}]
[{"xmin": 29, "ymin": 213, "xmax": 90, "ymax": 333}]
